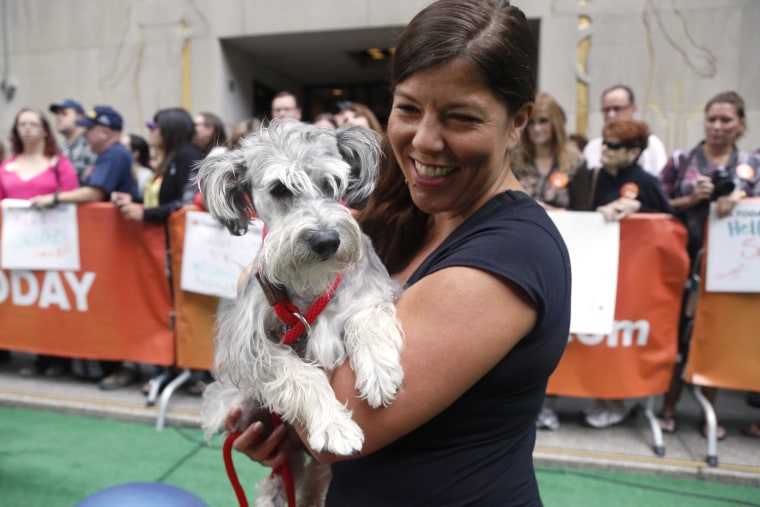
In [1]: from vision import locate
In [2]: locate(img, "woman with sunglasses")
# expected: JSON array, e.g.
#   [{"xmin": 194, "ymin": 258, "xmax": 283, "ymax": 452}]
[
  {"xmin": 514, "ymin": 92, "xmax": 586, "ymax": 211},
  {"xmin": 656, "ymin": 91, "xmax": 760, "ymax": 440},
  {"xmin": 590, "ymin": 119, "xmax": 674, "ymax": 222},
  {"xmin": 581, "ymin": 118, "xmax": 674, "ymax": 429},
  {"xmin": 112, "ymin": 108, "xmax": 204, "ymax": 221},
  {"xmin": 108, "ymin": 107, "xmax": 205, "ymax": 391}
]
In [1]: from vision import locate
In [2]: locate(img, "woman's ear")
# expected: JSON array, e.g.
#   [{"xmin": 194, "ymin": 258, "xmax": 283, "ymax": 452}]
[{"xmin": 508, "ymin": 103, "xmax": 534, "ymax": 149}]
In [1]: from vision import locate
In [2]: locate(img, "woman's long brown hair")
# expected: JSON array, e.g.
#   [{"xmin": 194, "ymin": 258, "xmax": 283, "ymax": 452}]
[{"xmin": 357, "ymin": 0, "xmax": 536, "ymax": 274}]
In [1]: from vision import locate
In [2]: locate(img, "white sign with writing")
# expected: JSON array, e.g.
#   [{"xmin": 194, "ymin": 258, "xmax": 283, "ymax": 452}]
[
  {"xmin": 1, "ymin": 200, "xmax": 81, "ymax": 271},
  {"xmin": 180, "ymin": 210, "xmax": 264, "ymax": 299},
  {"xmin": 548, "ymin": 210, "xmax": 619, "ymax": 335},
  {"xmin": 706, "ymin": 200, "xmax": 760, "ymax": 293}
]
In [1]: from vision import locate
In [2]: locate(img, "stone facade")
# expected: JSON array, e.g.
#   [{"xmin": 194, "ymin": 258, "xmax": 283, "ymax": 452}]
[{"xmin": 0, "ymin": 0, "xmax": 757, "ymax": 154}]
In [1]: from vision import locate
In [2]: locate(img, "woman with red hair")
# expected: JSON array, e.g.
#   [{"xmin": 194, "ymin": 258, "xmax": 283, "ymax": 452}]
[
  {"xmin": 591, "ymin": 119, "xmax": 673, "ymax": 222},
  {"xmin": 582, "ymin": 118, "xmax": 674, "ymax": 428}
]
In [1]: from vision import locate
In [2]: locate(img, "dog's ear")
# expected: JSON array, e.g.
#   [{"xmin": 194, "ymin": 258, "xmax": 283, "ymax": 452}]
[
  {"xmin": 195, "ymin": 150, "xmax": 254, "ymax": 236},
  {"xmin": 334, "ymin": 125, "xmax": 381, "ymax": 208}
]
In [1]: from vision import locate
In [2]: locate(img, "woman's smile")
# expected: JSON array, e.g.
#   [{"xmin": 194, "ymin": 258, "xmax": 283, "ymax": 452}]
[
  {"xmin": 387, "ymin": 58, "xmax": 524, "ymax": 217},
  {"xmin": 412, "ymin": 159, "xmax": 458, "ymax": 181}
]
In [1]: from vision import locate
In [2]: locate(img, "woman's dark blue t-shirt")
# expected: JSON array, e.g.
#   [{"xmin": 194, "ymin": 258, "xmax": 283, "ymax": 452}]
[{"xmin": 327, "ymin": 191, "xmax": 571, "ymax": 506}]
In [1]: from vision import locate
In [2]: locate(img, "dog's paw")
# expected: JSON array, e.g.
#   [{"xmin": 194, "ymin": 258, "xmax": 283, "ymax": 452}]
[
  {"xmin": 307, "ymin": 415, "xmax": 364, "ymax": 456},
  {"xmin": 355, "ymin": 360, "xmax": 404, "ymax": 408}
]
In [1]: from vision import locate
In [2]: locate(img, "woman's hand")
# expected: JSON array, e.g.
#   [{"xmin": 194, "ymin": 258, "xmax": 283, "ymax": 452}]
[
  {"xmin": 112, "ymin": 192, "xmax": 144, "ymax": 220},
  {"xmin": 111, "ymin": 192, "xmax": 133, "ymax": 206},
  {"xmin": 715, "ymin": 188, "xmax": 745, "ymax": 218},
  {"xmin": 29, "ymin": 194, "xmax": 56, "ymax": 209},
  {"xmin": 597, "ymin": 197, "xmax": 641, "ymax": 221},
  {"xmin": 117, "ymin": 202, "xmax": 145, "ymax": 221},
  {"xmin": 225, "ymin": 407, "xmax": 291, "ymax": 470},
  {"xmin": 690, "ymin": 175, "xmax": 714, "ymax": 205}
]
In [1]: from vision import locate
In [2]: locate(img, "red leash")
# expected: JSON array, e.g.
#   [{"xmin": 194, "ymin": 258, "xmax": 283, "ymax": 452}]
[
  {"xmin": 223, "ymin": 418, "xmax": 297, "ymax": 507},
  {"xmin": 224, "ymin": 272, "xmax": 343, "ymax": 507},
  {"xmin": 223, "ymin": 431, "xmax": 250, "ymax": 507}
]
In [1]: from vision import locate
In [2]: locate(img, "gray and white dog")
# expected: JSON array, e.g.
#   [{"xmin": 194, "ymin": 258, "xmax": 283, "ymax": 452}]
[{"xmin": 198, "ymin": 119, "xmax": 404, "ymax": 506}]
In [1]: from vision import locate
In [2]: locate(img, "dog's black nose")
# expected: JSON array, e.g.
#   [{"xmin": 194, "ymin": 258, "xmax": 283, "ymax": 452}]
[{"xmin": 308, "ymin": 230, "xmax": 340, "ymax": 258}]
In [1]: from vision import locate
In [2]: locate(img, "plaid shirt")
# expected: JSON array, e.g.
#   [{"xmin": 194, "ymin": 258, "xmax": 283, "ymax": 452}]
[{"xmin": 62, "ymin": 134, "xmax": 97, "ymax": 185}]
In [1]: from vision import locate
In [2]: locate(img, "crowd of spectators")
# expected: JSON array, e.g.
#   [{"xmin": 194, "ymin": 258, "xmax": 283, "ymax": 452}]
[{"xmin": 1, "ymin": 83, "xmax": 759, "ymax": 437}]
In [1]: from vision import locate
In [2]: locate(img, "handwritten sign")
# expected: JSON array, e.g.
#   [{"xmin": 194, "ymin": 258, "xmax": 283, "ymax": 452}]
[
  {"xmin": 180, "ymin": 210, "xmax": 263, "ymax": 299},
  {"xmin": 1, "ymin": 200, "xmax": 81, "ymax": 271},
  {"xmin": 548, "ymin": 210, "xmax": 619, "ymax": 335},
  {"xmin": 706, "ymin": 200, "xmax": 760, "ymax": 293}
]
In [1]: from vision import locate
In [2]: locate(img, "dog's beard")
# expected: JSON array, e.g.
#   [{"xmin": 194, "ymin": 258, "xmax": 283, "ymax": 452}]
[{"xmin": 258, "ymin": 203, "xmax": 363, "ymax": 297}]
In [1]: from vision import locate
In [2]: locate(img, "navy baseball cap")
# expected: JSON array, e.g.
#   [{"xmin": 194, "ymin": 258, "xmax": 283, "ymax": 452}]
[
  {"xmin": 49, "ymin": 99, "xmax": 85, "ymax": 115},
  {"xmin": 75, "ymin": 106, "xmax": 123, "ymax": 131}
]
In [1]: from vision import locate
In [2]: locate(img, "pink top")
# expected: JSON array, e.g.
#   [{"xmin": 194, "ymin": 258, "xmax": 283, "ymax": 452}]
[{"xmin": 0, "ymin": 155, "xmax": 79, "ymax": 200}]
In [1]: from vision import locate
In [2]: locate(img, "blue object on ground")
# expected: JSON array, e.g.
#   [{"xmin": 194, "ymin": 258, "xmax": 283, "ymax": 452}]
[{"xmin": 75, "ymin": 482, "xmax": 209, "ymax": 507}]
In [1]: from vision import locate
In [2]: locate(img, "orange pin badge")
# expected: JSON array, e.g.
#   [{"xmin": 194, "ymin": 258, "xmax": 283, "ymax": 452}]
[
  {"xmin": 736, "ymin": 163, "xmax": 755, "ymax": 180},
  {"xmin": 620, "ymin": 182, "xmax": 639, "ymax": 199},
  {"xmin": 549, "ymin": 172, "xmax": 569, "ymax": 189}
]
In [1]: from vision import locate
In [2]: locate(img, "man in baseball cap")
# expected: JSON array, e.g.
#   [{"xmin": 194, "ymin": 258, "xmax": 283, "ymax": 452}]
[
  {"xmin": 75, "ymin": 105, "xmax": 124, "ymax": 131},
  {"xmin": 49, "ymin": 98, "xmax": 85, "ymax": 115},
  {"xmin": 31, "ymin": 104, "xmax": 137, "ymax": 208},
  {"xmin": 49, "ymin": 98, "xmax": 95, "ymax": 184}
]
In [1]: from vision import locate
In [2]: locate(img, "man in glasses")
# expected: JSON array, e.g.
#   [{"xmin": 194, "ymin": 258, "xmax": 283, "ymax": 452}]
[
  {"xmin": 583, "ymin": 84, "xmax": 667, "ymax": 176},
  {"xmin": 270, "ymin": 90, "xmax": 302, "ymax": 121}
]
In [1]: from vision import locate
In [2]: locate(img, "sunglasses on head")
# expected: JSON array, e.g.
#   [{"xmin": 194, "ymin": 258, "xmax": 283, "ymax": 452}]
[{"xmin": 602, "ymin": 139, "xmax": 633, "ymax": 150}]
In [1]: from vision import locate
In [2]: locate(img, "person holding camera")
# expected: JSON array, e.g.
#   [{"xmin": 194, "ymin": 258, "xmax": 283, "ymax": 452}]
[{"xmin": 657, "ymin": 90, "xmax": 760, "ymax": 439}]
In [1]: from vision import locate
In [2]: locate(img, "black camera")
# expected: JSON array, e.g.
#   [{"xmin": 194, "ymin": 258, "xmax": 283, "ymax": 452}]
[{"xmin": 711, "ymin": 169, "xmax": 735, "ymax": 199}]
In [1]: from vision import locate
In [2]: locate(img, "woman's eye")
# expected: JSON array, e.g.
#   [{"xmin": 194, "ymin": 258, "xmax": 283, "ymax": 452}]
[
  {"xmin": 270, "ymin": 182, "xmax": 291, "ymax": 198},
  {"xmin": 395, "ymin": 103, "xmax": 418, "ymax": 113},
  {"xmin": 449, "ymin": 113, "xmax": 479, "ymax": 123}
]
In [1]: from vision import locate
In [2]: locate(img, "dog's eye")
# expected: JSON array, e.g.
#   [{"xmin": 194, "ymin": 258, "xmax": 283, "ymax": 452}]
[
  {"xmin": 270, "ymin": 182, "xmax": 292, "ymax": 198},
  {"xmin": 321, "ymin": 177, "xmax": 340, "ymax": 197}
]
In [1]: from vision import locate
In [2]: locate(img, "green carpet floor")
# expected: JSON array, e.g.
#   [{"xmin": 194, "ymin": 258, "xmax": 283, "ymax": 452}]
[{"xmin": 1, "ymin": 407, "xmax": 758, "ymax": 506}]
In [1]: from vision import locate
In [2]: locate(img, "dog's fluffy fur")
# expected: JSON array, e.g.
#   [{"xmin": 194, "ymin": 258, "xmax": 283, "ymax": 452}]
[{"xmin": 198, "ymin": 120, "xmax": 404, "ymax": 506}]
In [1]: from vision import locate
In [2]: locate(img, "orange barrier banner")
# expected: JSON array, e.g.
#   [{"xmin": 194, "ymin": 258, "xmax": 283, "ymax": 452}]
[
  {"xmin": 0, "ymin": 203, "xmax": 174, "ymax": 364},
  {"xmin": 547, "ymin": 215, "xmax": 690, "ymax": 398},
  {"xmin": 167, "ymin": 206, "xmax": 220, "ymax": 370},
  {"xmin": 685, "ymin": 204, "xmax": 760, "ymax": 391}
]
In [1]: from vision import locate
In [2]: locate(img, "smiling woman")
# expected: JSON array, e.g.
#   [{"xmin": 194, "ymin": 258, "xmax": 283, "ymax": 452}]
[
  {"xmin": 228, "ymin": 1, "xmax": 571, "ymax": 505},
  {"xmin": 386, "ymin": 59, "xmax": 518, "ymax": 222}
]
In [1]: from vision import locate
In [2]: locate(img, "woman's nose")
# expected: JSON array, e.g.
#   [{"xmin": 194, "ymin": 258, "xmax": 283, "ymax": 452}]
[{"xmin": 412, "ymin": 114, "xmax": 445, "ymax": 153}]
